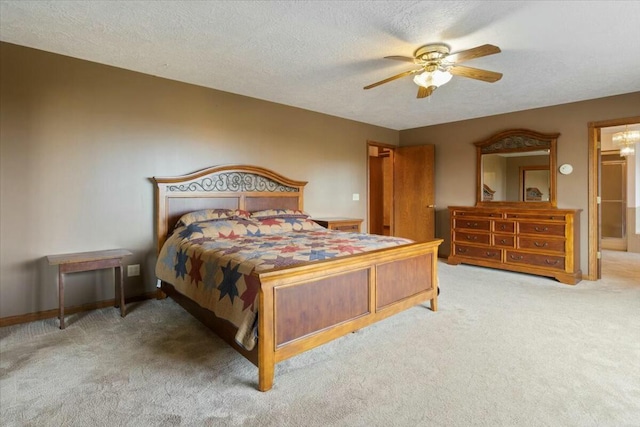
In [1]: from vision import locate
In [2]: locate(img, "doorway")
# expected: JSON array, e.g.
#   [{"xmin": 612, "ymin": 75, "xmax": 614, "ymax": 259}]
[
  {"xmin": 367, "ymin": 141, "xmax": 436, "ymax": 241},
  {"xmin": 368, "ymin": 144, "xmax": 394, "ymax": 236},
  {"xmin": 587, "ymin": 117, "xmax": 640, "ymax": 279},
  {"xmin": 600, "ymin": 152, "xmax": 627, "ymax": 251}
]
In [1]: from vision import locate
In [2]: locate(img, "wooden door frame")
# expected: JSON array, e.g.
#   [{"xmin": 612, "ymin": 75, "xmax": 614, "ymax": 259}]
[
  {"xmin": 587, "ymin": 116, "xmax": 640, "ymax": 280},
  {"xmin": 366, "ymin": 140, "xmax": 397, "ymax": 235}
]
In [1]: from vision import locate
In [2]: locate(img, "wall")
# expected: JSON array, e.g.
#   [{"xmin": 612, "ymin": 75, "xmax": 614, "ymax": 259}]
[
  {"xmin": 0, "ymin": 42, "xmax": 398, "ymax": 318},
  {"xmin": 399, "ymin": 91, "xmax": 640, "ymax": 275}
]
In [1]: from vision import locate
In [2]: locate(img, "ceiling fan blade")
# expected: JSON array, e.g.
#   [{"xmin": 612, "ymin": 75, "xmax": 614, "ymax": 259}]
[
  {"xmin": 417, "ymin": 85, "xmax": 436, "ymax": 98},
  {"xmin": 449, "ymin": 65, "xmax": 503, "ymax": 82},
  {"xmin": 384, "ymin": 55, "xmax": 417, "ymax": 63},
  {"xmin": 446, "ymin": 44, "xmax": 501, "ymax": 64},
  {"xmin": 363, "ymin": 69, "xmax": 418, "ymax": 90}
]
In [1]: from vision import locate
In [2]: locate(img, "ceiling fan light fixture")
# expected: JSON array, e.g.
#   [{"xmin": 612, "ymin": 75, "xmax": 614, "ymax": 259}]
[{"xmin": 413, "ymin": 69, "xmax": 453, "ymax": 88}]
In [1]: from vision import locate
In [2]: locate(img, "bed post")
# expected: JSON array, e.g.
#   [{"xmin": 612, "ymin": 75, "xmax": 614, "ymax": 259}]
[
  {"xmin": 258, "ymin": 283, "xmax": 275, "ymax": 391},
  {"xmin": 430, "ymin": 249, "xmax": 439, "ymax": 311},
  {"xmin": 153, "ymin": 178, "xmax": 169, "ymax": 299}
]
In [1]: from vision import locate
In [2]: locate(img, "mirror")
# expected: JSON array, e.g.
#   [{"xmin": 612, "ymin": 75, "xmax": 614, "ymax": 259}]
[{"xmin": 475, "ymin": 129, "xmax": 558, "ymax": 208}]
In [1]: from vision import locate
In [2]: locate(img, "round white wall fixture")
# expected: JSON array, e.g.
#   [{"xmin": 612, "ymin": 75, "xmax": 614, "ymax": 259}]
[{"xmin": 559, "ymin": 164, "xmax": 573, "ymax": 175}]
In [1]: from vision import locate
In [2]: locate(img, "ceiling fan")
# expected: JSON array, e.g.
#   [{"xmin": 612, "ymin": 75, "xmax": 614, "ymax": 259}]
[{"xmin": 363, "ymin": 43, "xmax": 503, "ymax": 98}]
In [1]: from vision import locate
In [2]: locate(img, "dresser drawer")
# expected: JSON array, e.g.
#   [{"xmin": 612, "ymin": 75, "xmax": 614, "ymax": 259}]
[
  {"xmin": 518, "ymin": 237, "xmax": 565, "ymax": 253},
  {"xmin": 453, "ymin": 210, "xmax": 503, "ymax": 219},
  {"xmin": 506, "ymin": 251, "xmax": 565, "ymax": 271},
  {"xmin": 506, "ymin": 213, "xmax": 567, "ymax": 221},
  {"xmin": 453, "ymin": 244, "xmax": 501, "ymax": 260},
  {"xmin": 493, "ymin": 221, "xmax": 515, "ymax": 233},
  {"xmin": 493, "ymin": 234, "xmax": 515, "ymax": 248},
  {"xmin": 453, "ymin": 231, "xmax": 491, "ymax": 245},
  {"xmin": 453, "ymin": 219, "xmax": 491, "ymax": 231},
  {"xmin": 518, "ymin": 222, "xmax": 565, "ymax": 237},
  {"xmin": 333, "ymin": 224, "xmax": 360, "ymax": 232}
]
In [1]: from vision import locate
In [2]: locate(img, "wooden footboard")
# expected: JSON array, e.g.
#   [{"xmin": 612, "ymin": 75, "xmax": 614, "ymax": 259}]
[
  {"xmin": 160, "ymin": 239, "xmax": 441, "ymax": 391},
  {"xmin": 256, "ymin": 239, "xmax": 441, "ymax": 391}
]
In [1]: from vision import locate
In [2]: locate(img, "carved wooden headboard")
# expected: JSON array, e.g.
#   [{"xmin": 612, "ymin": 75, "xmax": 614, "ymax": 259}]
[{"xmin": 152, "ymin": 165, "xmax": 307, "ymax": 252}]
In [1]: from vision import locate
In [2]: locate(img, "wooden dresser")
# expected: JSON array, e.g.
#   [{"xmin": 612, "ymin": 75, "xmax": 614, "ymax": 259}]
[{"xmin": 448, "ymin": 206, "xmax": 582, "ymax": 284}]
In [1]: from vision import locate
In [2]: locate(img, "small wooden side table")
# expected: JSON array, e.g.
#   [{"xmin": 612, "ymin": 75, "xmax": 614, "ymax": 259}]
[
  {"xmin": 47, "ymin": 249, "xmax": 132, "ymax": 329},
  {"xmin": 312, "ymin": 217, "xmax": 363, "ymax": 232}
]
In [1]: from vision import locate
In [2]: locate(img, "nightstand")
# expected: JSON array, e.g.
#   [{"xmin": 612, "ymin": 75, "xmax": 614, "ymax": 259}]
[{"xmin": 312, "ymin": 217, "xmax": 363, "ymax": 232}]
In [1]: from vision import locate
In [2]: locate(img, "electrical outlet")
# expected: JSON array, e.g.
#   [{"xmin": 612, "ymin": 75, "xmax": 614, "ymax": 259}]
[
  {"xmin": 127, "ymin": 264, "xmax": 140, "ymax": 277},
  {"xmin": 352, "ymin": 193, "xmax": 360, "ymax": 201}
]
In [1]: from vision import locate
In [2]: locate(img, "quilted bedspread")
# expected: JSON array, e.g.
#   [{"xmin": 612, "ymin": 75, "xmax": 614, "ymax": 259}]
[{"xmin": 155, "ymin": 217, "xmax": 412, "ymax": 350}]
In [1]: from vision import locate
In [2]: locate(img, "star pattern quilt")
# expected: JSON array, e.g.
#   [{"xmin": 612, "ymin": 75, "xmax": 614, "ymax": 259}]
[{"xmin": 155, "ymin": 216, "xmax": 413, "ymax": 350}]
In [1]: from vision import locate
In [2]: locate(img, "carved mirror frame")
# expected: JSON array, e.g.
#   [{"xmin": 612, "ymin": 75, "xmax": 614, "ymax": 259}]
[{"xmin": 475, "ymin": 129, "xmax": 559, "ymax": 208}]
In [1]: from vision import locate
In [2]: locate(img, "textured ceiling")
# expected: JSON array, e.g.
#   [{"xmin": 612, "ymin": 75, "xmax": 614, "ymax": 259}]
[{"xmin": 1, "ymin": 1, "xmax": 640, "ymax": 130}]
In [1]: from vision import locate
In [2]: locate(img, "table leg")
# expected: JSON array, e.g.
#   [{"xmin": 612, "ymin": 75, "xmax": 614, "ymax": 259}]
[
  {"xmin": 115, "ymin": 264, "xmax": 126, "ymax": 317},
  {"xmin": 114, "ymin": 266, "xmax": 120, "ymax": 308},
  {"xmin": 58, "ymin": 270, "xmax": 65, "ymax": 329}
]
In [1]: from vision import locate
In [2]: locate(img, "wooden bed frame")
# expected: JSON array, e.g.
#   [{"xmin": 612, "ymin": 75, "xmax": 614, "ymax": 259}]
[{"xmin": 153, "ymin": 164, "xmax": 442, "ymax": 391}]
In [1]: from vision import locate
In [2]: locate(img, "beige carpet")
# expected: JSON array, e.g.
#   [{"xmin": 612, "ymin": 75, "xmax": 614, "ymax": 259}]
[{"xmin": 1, "ymin": 252, "xmax": 639, "ymax": 426}]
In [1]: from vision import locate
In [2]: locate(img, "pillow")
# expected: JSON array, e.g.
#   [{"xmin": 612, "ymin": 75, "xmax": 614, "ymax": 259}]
[
  {"xmin": 178, "ymin": 218, "xmax": 258, "ymax": 240},
  {"xmin": 176, "ymin": 209, "xmax": 250, "ymax": 227},
  {"xmin": 250, "ymin": 208, "xmax": 310, "ymax": 220},
  {"xmin": 255, "ymin": 217, "xmax": 324, "ymax": 233}
]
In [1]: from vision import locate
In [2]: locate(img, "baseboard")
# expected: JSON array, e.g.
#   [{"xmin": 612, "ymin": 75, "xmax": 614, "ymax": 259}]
[{"xmin": 0, "ymin": 291, "xmax": 157, "ymax": 328}]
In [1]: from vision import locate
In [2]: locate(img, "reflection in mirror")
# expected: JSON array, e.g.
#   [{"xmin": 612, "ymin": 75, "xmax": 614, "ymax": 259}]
[
  {"xmin": 475, "ymin": 129, "xmax": 558, "ymax": 208},
  {"xmin": 521, "ymin": 166, "xmax": 549, "ymax": 202},
  {"xmin": 481, "ymin": 150, "xmax": 550, "ymax": 202}
]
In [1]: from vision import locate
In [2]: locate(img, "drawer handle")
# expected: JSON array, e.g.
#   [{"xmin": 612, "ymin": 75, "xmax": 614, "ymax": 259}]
[
  {"xmin": 510, "ymin": 255, "xmax": 524, "ymax": 260},
  {"xmin": 458, "ymin": 248, "xmax": 468, "ymax": 253},
  {"xmin": 534, "ymin": 226, "xmax": 549, "ymax": 232},
  {"xmin": 466, "ymin": 222, "xmax": 478, "ymax": 227},
  {"xmin": 486, "ymin": 252, "xmax": 497, "ymax": 257},
  {"xmin": 534, "ymin": 241, "xmax": 548, "ymax": 248},
  {"xmin": 466, "ymin": 235, "xmax": 478, "ymax": 240},
  {"xmin": 500, "ymin": 239, "xmax": 507, "ymax": 244},
  {"xmin": 545, "ymin": 259, "xmax": 560, "ymax": 265}
]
